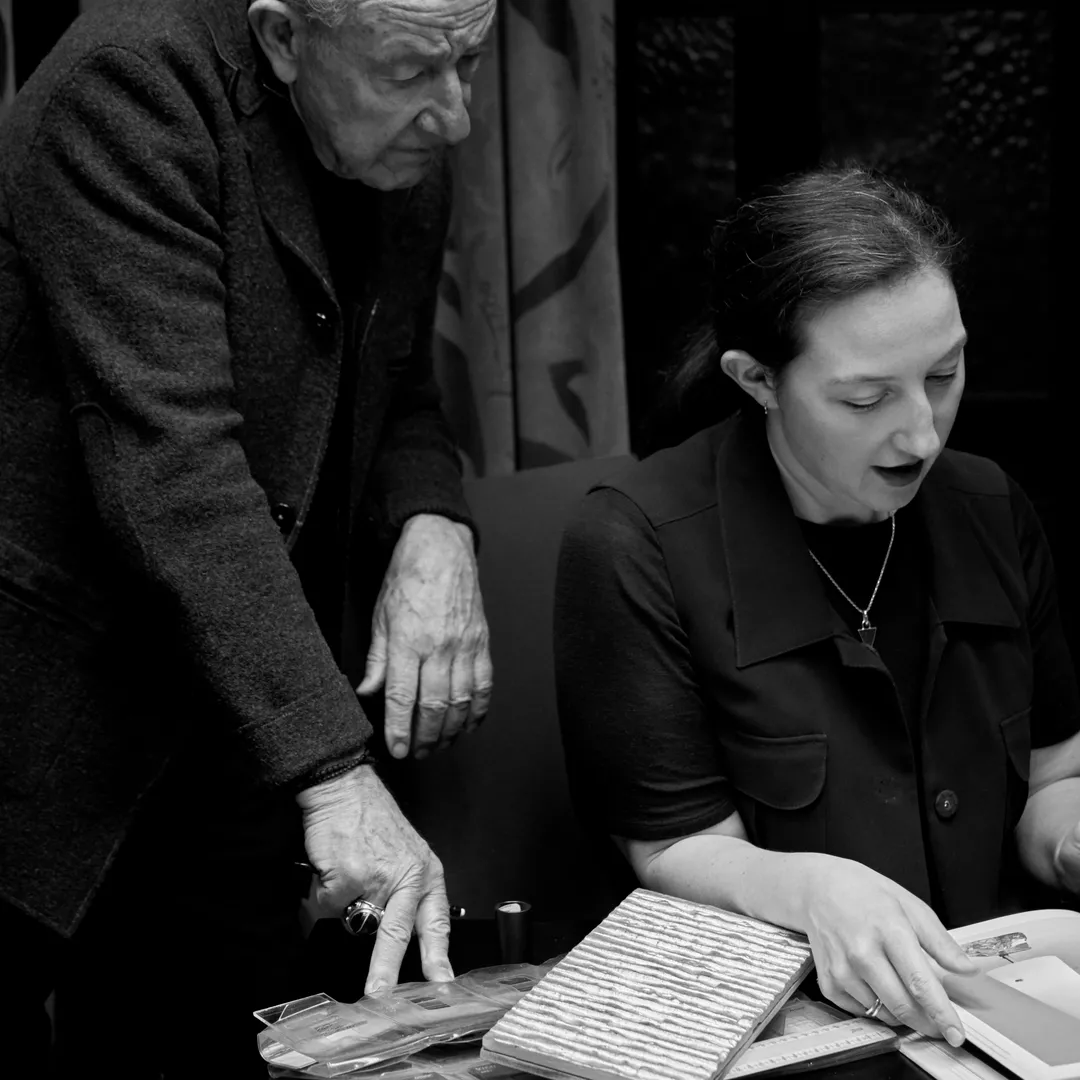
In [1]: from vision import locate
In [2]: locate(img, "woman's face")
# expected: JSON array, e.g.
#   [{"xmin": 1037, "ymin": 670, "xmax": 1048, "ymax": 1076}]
[{"xmin": 767, "ymin": 267, "xmax": 967, "ymax": 523}]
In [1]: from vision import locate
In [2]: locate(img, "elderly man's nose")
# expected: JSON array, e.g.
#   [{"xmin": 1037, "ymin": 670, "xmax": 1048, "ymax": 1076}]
[{"xmin": 418, "ymin": 72, "xmax": 471, "ymax": 144}]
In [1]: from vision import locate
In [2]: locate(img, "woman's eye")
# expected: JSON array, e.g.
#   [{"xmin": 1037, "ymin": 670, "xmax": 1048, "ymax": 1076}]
[
  {"xmin": 845, "ymin": 398, "xmax": 885, "ymax": 412},
  {"xmin": 927, "ymin": 370, "xmax": 959, "ymax": 385}
]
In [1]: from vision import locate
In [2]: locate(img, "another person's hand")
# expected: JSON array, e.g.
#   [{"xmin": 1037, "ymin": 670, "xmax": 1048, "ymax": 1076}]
[
  {"xmin": 298, "ymin": 764, "xmax": 453, "ymax": 993},
  {"xmin": 799, "ymin": 855, "xmax": 977, "ymax": 1043},
  {"xmin": 1053, "ymin": 819, "xmax": 1080, "ymax": 892},
  {"xmin": 358, "ymin": 513, "xmax": 492, "ymax": 759}
]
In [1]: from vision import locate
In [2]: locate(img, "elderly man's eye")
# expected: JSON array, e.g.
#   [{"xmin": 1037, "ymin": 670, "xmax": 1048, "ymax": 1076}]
[
  {"xmin": 457, "ymin": 53, "xmax": 483, "ymax": 80},
  {"xmin": 389, "ymin": 65, "xmax": 426, "ymax": 83}
]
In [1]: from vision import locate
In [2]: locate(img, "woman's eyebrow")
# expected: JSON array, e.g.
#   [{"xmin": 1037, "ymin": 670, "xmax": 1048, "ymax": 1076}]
[{"xmin": 827, "ymin": 334, "xmax": 969, "ymax": 386}]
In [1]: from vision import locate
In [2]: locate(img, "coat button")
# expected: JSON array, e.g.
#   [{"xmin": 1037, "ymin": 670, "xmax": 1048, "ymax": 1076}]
[
  {"xmin": 313, "ymin": 309, "xmax": 333, "ymax": 344},
  {"xmin": 934, "ymin": 789, "xmax": 959, "ymax": 820},
  {"xmin": 270, "ymin": 502, "xmax": 297, "ymax": 534}
]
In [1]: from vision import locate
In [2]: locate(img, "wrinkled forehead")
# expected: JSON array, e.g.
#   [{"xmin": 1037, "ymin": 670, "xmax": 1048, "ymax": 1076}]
[{"xmin": 354, "ymin": 0, "xmax": 497, "ymax": 52}]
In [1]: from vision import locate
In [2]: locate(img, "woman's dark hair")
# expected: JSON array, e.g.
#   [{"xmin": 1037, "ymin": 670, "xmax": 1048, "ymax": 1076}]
[{"xmin": 647, "ymin": 165, "xmax": 962, "ymax": 449}]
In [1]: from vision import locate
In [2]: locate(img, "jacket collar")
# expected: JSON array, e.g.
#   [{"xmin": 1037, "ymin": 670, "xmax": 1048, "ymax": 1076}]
[
  {"xmin": 715, "ymin": 412, "xmax": 1019, "ymax": 670},
  {"xmin": 199, "ymin": 0, "xmax": 336, "ymax": 294},
  {"xmin": 195, "ymin": 2, "xmax": 422, "ymax": 304}
]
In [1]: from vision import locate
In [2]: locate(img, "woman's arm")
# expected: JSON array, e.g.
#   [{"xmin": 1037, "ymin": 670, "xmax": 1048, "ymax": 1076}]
[
  {"xmin": 619, "ymin": 814, "xmax": 976, "ymax": 1046},
  {"xmin": 1016, "ymin": 731, "xmax": 1080, "ymax": 891}
]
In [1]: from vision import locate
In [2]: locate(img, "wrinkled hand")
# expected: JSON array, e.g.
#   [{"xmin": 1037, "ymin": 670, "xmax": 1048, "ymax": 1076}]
[
  {"xmin": 800, "ymin": 855, "xmax": 977, "ymax": 1043},
  {"xmin": 357, "ymin": 513, "xmax": 492, "ymax": 759},
  {"xmin": 1054, "ymin": 819, "xmax": 1080, "ymax": 892},
  {"xmin": 298, "ymin": 764, "xmax": 452, "ymax": 993}
]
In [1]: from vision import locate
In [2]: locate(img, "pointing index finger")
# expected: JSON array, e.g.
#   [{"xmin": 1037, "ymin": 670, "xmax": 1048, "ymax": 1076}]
[
  {"xmin": 365, "ymin": 882, "xmax": 421, "ymax": 995},
  {"xmin": 415, "ymin": 865, "xmax": 453, "ymax": 982}
]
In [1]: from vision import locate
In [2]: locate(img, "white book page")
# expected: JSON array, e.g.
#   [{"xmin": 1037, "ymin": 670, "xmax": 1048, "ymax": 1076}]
[{"xmin": 942, "ymin": 909, "xmax": 1080, "ymax": 1080}]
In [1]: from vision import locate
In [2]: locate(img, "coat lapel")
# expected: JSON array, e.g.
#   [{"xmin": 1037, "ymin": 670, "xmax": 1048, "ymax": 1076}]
[
  {"xmin": 715, "ymin": 413, "xmax": 855, "ymax": 669},
  {"xmin": 915, "ymin": 464, "xmax": 1021, "ymax": 631},
  {"xmin": 200, "ymin": 0, "xmax": 336, "ymax": 300},
  {"xmin": 715, "ymin": 413, "xmax": 1019, "ymax": 675}
]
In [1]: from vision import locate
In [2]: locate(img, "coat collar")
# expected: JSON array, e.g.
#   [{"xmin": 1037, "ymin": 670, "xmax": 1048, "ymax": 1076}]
[
  {"xmin": 195, "ymin": 1, "xmax": 422, "ymax": 304},
  {"xmin": 715, "ymin": 412, "xmax": 1020, "ymax": 670},
  {"xmin": 195, "ymin": 1, "xmax": 336, "ymax": 294}
]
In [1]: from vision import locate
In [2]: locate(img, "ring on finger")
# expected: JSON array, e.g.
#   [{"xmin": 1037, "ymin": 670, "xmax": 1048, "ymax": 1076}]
[
  {"xmin": 864, "ymin": 996, "xmax": 884, "ymax": 1020},
  {"xmin": 342, "ymin": 897, "xmax": 384, "ymax": 936}
]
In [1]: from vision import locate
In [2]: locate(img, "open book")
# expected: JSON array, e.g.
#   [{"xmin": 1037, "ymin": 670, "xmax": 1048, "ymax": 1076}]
[{"xmin": 923, "ymin": 908, "xmax": 1080, "ymax": 1080}]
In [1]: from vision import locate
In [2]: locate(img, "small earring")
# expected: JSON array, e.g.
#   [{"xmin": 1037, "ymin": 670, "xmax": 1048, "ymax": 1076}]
[{"xmin": 762, "ymin": 400, "xmax": 769, "ymax": 416}]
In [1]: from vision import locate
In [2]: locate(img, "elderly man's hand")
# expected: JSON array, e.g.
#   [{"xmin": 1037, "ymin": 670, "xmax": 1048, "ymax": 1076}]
[
  {"xmin": 357, "ymin": 513, "xmax": 492, "ymax": 758},
  {"xmin": 298, "ymin": 764, "xmax": 452, "ymax": 993}
]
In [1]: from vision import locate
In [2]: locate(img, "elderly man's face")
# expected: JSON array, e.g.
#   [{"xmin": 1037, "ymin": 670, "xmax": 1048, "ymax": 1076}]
[{"xmin": 290, "ymin": 0, "xmax": 495, "ymax": 188}]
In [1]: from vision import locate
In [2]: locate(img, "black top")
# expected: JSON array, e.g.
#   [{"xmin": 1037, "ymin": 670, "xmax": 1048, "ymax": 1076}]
[
  {"xmin": 290, "ymin": 159, "xmax": 379, "ymax": 655},
  {"xmin": 554, "ymin": 413, "xmax": 1080, "ymax": 926},
  {"xmin": 798, "ymin": 512, "xmax": 928, "ymax": 740}
]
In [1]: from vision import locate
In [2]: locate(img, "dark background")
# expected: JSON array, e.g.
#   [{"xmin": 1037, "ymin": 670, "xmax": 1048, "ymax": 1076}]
[{"xmin": 616, "ymin": 0, "xmax": 1078, "ymax": 655}]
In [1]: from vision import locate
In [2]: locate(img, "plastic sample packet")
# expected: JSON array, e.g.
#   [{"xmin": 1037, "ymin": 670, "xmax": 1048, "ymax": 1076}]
[
  {"xmin": 362, "ymin": 980, "xmax": 506, "ymax": 1040},
  {"xmin": 454, "ymin": 962, "xmax": 559, "ymax": 1009},
  {"xmin": 255, "ymin": 993, "xmax": 426, "ymax": 1069},
  {"xmin": 260, "ymin": 1037, "xmax": 539, "ymax": 1080},
  {"xmin": 255, "ymin": 961, "xmax": 560, "ymax": 1074}
]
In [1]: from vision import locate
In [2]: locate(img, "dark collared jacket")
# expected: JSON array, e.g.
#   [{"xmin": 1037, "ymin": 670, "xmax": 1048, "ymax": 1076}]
[
  {"xmin": 556, "ymin": 412, "xmax": 1079, "ymax": 929},
  {"xmin": 0, "ymin": 0, "xmax": 470, "ymax": 934}
]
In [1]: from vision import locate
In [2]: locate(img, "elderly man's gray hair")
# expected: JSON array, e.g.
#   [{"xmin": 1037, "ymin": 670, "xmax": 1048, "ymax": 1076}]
[{"xmin": 287, "ymin": 0, "xmax": 366, "ymax": 30}]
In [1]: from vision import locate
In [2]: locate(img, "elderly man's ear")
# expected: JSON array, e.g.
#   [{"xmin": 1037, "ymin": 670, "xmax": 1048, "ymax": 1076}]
[{"xmin": 248, "ymin": 0, "xmax": 308, "ymax": 86}]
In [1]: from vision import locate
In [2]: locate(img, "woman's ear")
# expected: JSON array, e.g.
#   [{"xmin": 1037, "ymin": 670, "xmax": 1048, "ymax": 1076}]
[
  {"xmin": 720, "ymin": 350, "xmax": 777, "ymax": 412},
  {"xmin": 248, "ymin": 0, "xmax": 307, "ymax": 86}
]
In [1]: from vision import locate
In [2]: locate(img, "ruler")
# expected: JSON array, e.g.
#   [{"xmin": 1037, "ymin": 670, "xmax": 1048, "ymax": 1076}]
[
  {"xmin": 898, "ymin": 1032, "xmax": 1007, "ymax": 1080},
  {"xmin": 728, "ymin": 1018, "xmax": 898, "ymax": 1077}
]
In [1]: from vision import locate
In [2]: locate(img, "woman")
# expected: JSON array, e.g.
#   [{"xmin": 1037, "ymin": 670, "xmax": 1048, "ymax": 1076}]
[{"xmin": 555, "ymin": 167, "xmax": 1080, "ymax": 1045}]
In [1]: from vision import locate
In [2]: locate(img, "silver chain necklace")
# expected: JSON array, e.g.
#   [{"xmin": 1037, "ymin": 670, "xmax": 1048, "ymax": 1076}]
[{"xmin": 806, "ymin": 512, "xmax": 896, "ymax": 650}]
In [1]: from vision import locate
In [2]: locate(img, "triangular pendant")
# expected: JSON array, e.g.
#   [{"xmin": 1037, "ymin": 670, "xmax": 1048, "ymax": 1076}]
[{"xmin": 858, "ymin": 625, "xmax": 877, "ymax": 650}]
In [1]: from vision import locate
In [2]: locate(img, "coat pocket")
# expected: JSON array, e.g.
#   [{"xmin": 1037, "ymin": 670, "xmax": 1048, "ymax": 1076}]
[
  {"xmin": 721, "ymin": 730, "xmax": 828, "ymax": 852},
  {"xmin": 1000, "ymin": 706, "xmax": 1032, "ymax": 830},
  {"xmin": 0, "ymin": 547, "xmax": 112, "ymax": 799}
]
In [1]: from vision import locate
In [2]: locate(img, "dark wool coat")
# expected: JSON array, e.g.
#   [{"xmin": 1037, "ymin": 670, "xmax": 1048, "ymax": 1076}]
[{"xmin": 0, "ymin": 0, "xmax": 472, "ymax": 934}]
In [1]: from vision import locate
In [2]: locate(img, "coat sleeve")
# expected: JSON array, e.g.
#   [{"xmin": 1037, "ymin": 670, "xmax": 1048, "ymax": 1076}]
[
  {"xmin": 6, "ymin": 45, "xmax": 371, "ymax": 788},
  {"xmin": 554, "ymin": 486, "xmax": 735, "ymax": 840},
  {"xmin": 362, "ymin": 162, "xmax": 475, "ymax": 548}
]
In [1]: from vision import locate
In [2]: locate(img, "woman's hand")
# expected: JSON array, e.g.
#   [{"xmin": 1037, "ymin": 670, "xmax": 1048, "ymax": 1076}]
[{"xmin": 799, "ymin": 855, "xmax": 977, "ymax": 1043}]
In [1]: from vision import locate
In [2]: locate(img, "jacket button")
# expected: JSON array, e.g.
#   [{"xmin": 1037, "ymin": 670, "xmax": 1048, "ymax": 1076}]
[
  {"xmin": 934, "ymin": 789, "xmax": 959, "ymax": 820},
  {"xmin": 270, "ymin": 502, "xmax": 297, "ymax": 534},
  {"xmin": 313, "ymin": 309, "xmax": 333, "ymax": 344}
]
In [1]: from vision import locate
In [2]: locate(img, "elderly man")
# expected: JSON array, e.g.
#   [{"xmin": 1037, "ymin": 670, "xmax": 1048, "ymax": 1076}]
[{"xmin": 0, "ymin": 0, "xmax": 495, "ymax": 1074}]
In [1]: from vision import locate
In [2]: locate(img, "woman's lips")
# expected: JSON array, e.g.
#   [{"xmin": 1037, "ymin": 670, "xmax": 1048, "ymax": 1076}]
[{"xmin": 873, "ymin": 462, "xmax": 925, "ymax": 487}]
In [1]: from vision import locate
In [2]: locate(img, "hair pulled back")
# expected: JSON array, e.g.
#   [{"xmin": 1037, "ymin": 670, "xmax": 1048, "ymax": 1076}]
[{"xmin": 650, "ymin": 165, "xmax": 961, "ymax": 448}]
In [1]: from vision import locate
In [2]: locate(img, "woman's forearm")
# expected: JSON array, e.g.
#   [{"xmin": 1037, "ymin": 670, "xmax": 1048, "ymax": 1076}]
[
  {"xmin": 1016, "ymin": 777, "xmax": 1080, "ymax": 888},
  {"xmin": 636, "ymin": 833, "xmax": 824, "ymax": 933}
]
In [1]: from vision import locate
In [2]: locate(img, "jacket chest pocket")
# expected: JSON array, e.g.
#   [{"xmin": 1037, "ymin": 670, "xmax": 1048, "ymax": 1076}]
[{"xmin": 721, "ymin": 730, "xmax": 828, "ymax": 854}]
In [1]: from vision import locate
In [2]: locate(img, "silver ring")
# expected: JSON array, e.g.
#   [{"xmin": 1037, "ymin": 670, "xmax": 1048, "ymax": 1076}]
[
  {"xmin": 864, "ymin": 996, "xmax": 884, "ymax": 1020},
  {"xmin": 342, "ymin": 898, "xmax": 384, "ymax": 936}
]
